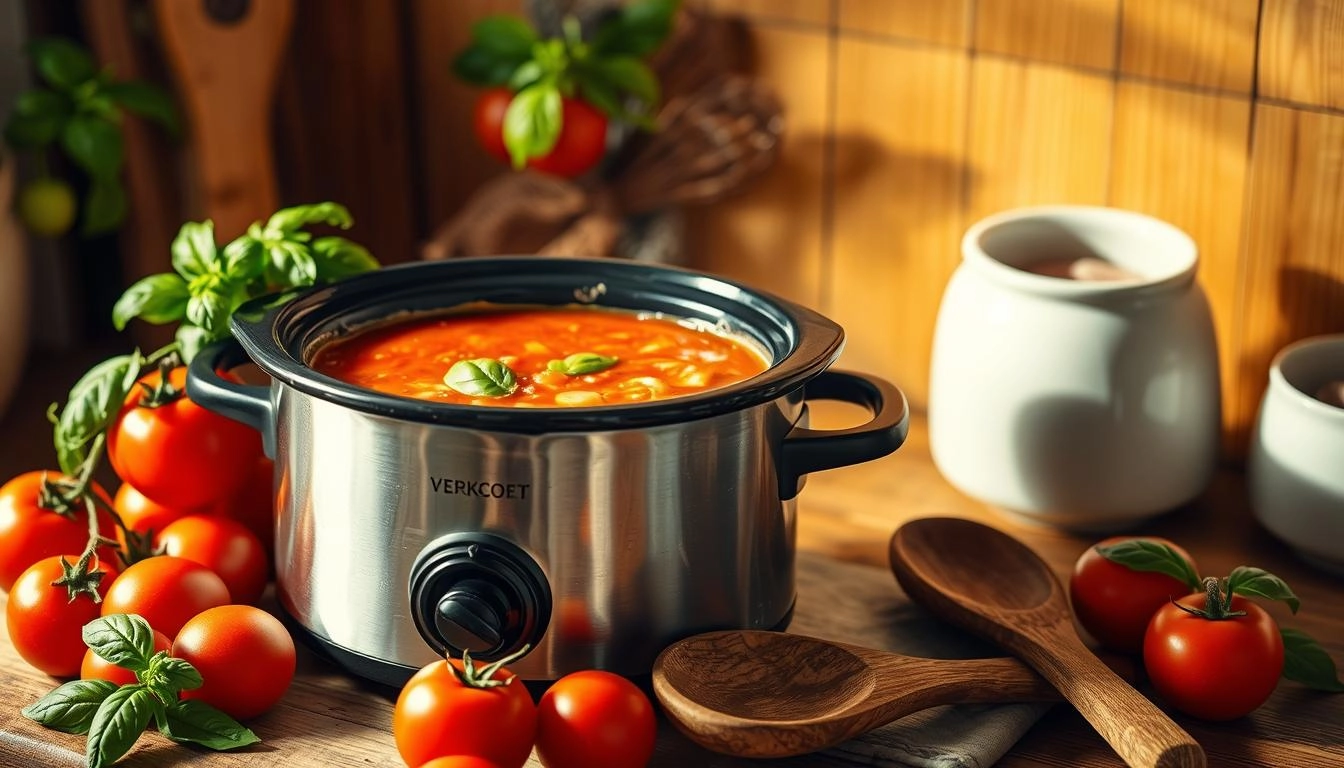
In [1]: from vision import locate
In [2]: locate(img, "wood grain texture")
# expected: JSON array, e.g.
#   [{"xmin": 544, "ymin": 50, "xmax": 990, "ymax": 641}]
[
  {"xmin": 1118, "ymin": 0, "xmax": 1258, "ymax": 92},
  {"xmin": 1234, "ymin": 104, "xmax": 1344, "ymax": 453},
  {"xmin": 966, "ymin": 56, "xmax": 1113, "ymax": 223},
  {"xmin": 273, "ymin": 0, "xmax": 418, "ymax": 265},
  {"xmin": 407, "ymin": 0, "xmax": 520, "ymax": 235},
  {"xmin": 1109, "ymin": 82, "xmax": 1252, "ymax": 458},
  {"xmin": 827, "ymin": 41, "xmax": 968, "ymax": 408},
  {"xmin": 1259, "ymin": 0, "xmax": 1344, "ymax": 109},
  {"xmin": 889, "ymin": 518, "xmax": 1205, "ymax": 768},
  {"xmin": 974, "ymin": 0, "xmax": 1120, "ymax": 71},
  {"xmin": 706, "ymin": 0, "xmax": 833, "ymax": 26},
  {"xmin": 683, "ymin": 24, "xmax": 830, "ymax": 309},
  {"xmin": 837, "ymin": 0, "xmax": 970, "ymax": 48},
  {"xmin": 150, "ymin": 0, "xmax": 296, "ymax": 241}
]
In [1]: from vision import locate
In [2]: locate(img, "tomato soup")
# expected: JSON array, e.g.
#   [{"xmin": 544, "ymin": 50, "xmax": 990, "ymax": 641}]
[{"xmin": 310, "ymin": 307, "xmax": 770, "ymax": 407}]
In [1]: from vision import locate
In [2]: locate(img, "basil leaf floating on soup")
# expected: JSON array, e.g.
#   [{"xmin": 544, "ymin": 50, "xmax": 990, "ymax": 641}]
[
  {"xmin": 445, "ymin": 358, "xmax": 518, "ymax": 397},
  {"xmin": 547, "ymin": 352, "xmax": 618, "ymax": 376}
]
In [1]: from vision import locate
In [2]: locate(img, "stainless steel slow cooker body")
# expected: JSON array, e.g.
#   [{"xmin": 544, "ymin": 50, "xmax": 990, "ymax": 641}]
[{"xmin": 188, "ymin": 257, "xmax": 908, "ymax": 684}]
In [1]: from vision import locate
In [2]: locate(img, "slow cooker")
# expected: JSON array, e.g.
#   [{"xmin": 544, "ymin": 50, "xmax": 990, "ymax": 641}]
[{"xmin": 187, "ymin": 257, "xmax": 908, "ymax": 684}]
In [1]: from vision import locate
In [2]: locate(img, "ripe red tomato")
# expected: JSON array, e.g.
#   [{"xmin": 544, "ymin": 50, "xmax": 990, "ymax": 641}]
[
  {"xmin": 1069, "ymin": 536, "xmax": 1198, "ymax": 654},
  {"xmin": 113, "ymin": 481, "xmax": 201, "ymax": 548},
  {"xmin": 214, "ymin": 455, "xmax": 276, "ymax": 564},
  {"xmin": 107, "ymin": 366, "xmax": 262, "ymax": 510},
  {"xmin": 100, "ymin": 555, "xmax": 231, "ymax": 638},
  {"xmin": 157, "ymin": 515, "xmax": 268, "ymax": 605},
  {"xmin": 472, "ymin": 88, "xmax": 609, "ymax": 179},
  {"xmin": 6, "ymin": 554, "xmax": 118, "ymax": 677},
  {"xmin": 0, "ymin": 471, "xmax": 116, "ymax": 591},
  {"xmin": 81, "ymin": 629, "xmax": 172, "ymax": 686},
  {"xmin": 536, "ymin": 670, "xmax": 656, "ymax": 768},
  {"xmin": 1144, "ymin": 593, "xmax": 1284, "ymax": 720},
  {"xmin": 172, "ymin": 605, "xmax": 296, "ymax": 720},
  {"xmin": 420, "ymin": 758, "xmax": 505, "ymax": 768},
  {"xmin": 393, "ymin": 654, "xmax": 537, "ymax": 768}
]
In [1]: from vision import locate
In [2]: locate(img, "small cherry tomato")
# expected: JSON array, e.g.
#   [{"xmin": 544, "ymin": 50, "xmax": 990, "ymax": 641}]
[
  {"xmin": 1069, "ymin": 536, "xmax": 1198, "ymax": 654},
  {"xmin": 473, "ymin": 88, "xmax": 609, "ymax": 179},
  {"xmin": 172, "ymin": 605, "xmax": 296, "ymax": 720},
  {"xmin": 157, "ymin": 515, "xmax": 268, "ymax": 605},
  {"xmin": 472, "ymin": 87, "xmax": 514, "ymax": 166},
  {"xmin": 393, "ymin": 651, "xmax": 537, "ymax": 768},
  {"xmin": 107, "ymin": 365, "xmax": 262, "ymax": 510},
  {"xmin": 1144, "ymin": 592, "xmax": 1284, "ymax": 720},
  {"xmin": 6, "ymin": 554, "xmax": 118, "ymax": 677},
  {"xmin": 536, "ymin": 670, "xmax": 656, "ymax": 768},
  {"xmin": 81, "ymin": 629, "xmax": 172, "ymax": 686},
  {"xmin": 0, "ymin": 471, "xmax": 116, "ymax": 591},
  {"xmin": 100, "ymin": 555, "xmax": 231, "ymax": 638}
]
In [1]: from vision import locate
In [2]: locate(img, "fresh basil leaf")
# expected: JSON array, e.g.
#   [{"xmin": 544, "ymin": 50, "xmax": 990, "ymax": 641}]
[
  {"xmin": 311, "ymin": 236, "xmax": 379, "ymax": 281},
  {"xmin": 61, "ymin": 114, "xmax": 124, "ymax": 179},
  {"xmin": 576, "ymin": 79, "xmax": 624, "ymax": 122},
  {"xmin": 591, "ymin": 0, "xmax": 679, "ymax": 57},
  {"xmin": 454, "ymin": 46, "xmax": 523, "ymax": 86},
  {"xmin": 15, "ymin": 88, "xmax": 72, "ymax": 119},
  {"xmin": 1227, "ymin": 566, "xmax": 1301, "ymax": 613},
  {"xmin": 112, "ymin": 274, "xmax": 189, "ymax": 330},
  {"xmin": 150, "ymin": 655, "xmax": 203, "ymax": 692},
  {"xmin": 21, "ymin": 679, "xmax": 118, "ymax": 735},
  {"xmin": 549, "ymin": 352, "xmax": 618, "ymax": 376},
  {"xmin": 174, "ymin": 323, "xmax": 212, "ymax": 364},
  {"xmin": 83, "ymin": 614, "xmax": 154, "ymax": 672},
  {"xmin": 52, "ymin": 352, "xmax": 143, "ymax": 475},
  {"xmin": 1094, "ymin": 539, "xmax": 1202, "ymax": 591},
  {"xmin": 221, "ymin": 236, "xmax": 265, "ymax": 281},
  {"xmin": 101, "ymin": 80, "xmax": 180, "ymax": 136},
  {"xmin": 186, "ymin": 287, "xmax": 231, "ymax": 335},
  {"xmin": 265, "ymin": 202, "xmax": 353, "ymax": 234},
  {"xmin": 27, "ymin": 37, "xmax": 97, "ymax": 90},
  {"xmin": 508, "ymin": 60, "xmax": 546, "ymax": 91},
  {"xmin": 1281, "ymin": 627, "xmax": 1344, "ymax": 692},
  {"xmin": 472, "ymin": 15, "xmax": 538, "ymax": 59},
  {"xmin": 586, "ymin": 56, "xmax": 660, "ymax": 105},
  {"xmin": 2, "ymin": 111, "xmax": 63, "ymax": 149},
  {"xmin": 445, "ymin": 358, "xmax": 518, "ymax": 397},
  {"xmin": 160, "ymin": 700, "xmax": 260, "ymax": 751},
  {"xmin": 503, "ymin": 82, "xmax": 562, "ymax": 168},
  {"xmin": 267, "ymin": 241, "xmax": 318, "ymax": 287},
  {"xmin": 86, "ymin": 684, "xmax": 156, "ymax": 768},
  {"xmin": 171, "ymin": 220, "xmax": 220, "ymax": 278},
  {"xmin": 82, "ymin": 175, "xmax": 128, "ymax": 237}
]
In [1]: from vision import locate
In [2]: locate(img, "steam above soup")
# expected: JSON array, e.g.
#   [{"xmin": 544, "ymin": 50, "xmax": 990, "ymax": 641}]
[{"xmin": 309, "ymin": 307, "xmax": 771, "ymax": 407}]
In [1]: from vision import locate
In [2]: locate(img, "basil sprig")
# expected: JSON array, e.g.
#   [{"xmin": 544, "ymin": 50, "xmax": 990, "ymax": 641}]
[
  {"xmin": 112, "ymin": 202, "xmax": 379, "ymax": 362},
  {"xmin": 453, "ymin": 0, "xmax": 678, "ymax": 168},
  {"xmin": 547, "ymin": 352, "xmax": 618, "ymax": 376},
  {"xmin": 2, "ymin": 36, "xmax": 179, "ymax": 235},
  {"xmin": 23, "ymin": 615, "xmax": 259, "ymax": 767},
  {"xmin": 445, "ymin": 358, "xmax": 519, "ymax": 398}
]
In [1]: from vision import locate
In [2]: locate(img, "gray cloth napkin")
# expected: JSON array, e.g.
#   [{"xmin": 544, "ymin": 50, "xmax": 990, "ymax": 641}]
[{"xmin": 788, "ymin": 550, "xmax": 1055, "ymax": 768}]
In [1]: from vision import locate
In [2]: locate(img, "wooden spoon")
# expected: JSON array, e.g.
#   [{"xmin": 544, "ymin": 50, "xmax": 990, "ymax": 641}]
[
  {"xmin": 651, "ymin": 629, "xmax": 1062, "ymax": 758},
  {"xmin": 889, "ymin": 517, "xmax": 1205, "ymax": 768}
]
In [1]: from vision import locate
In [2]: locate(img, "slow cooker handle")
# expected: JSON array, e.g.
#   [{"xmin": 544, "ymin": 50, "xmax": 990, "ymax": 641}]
[
  {"xmin": 778, "ymin": 370, "xmax": 909, "ymax": 500},
  {"xmin": 187, "ymin": 339, "xmax": 277, "ymax": 458}
]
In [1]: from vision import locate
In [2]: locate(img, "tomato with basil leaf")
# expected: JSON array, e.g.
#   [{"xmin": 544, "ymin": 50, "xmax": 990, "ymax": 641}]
[
  {"xmin": 0, "ymin": 471, "xmax": 116, "ymax": 591},
  {"xmin": 100, "ymin": 555, "xmax": 231, "ymax": 638},
  {"xmin": 173, "ymin": 605, "xmax": 296, "ymax": 720},
  {"xmin": 1068, "ymin": 536, "xmax": 1200, "ymax": 654},
  {"xmin": 6, "ymin": 553, "xmax": 117, "ymax": 677},
  {"xmin": 158, "ymin": 515, "xmax": 268, "ymax": 605},
  {"xmin": 536, "ymin": 669, "xmax": 656, "ymax": 768},
  {"xmin": 393, "ymin": 647, "xmax": 537, "ymax": 768},
  {"xmin": 81, "ymin": 629, "xmax": 171, "ymax": 686},
  {"xmin": 107, "ymin": 363, "xmax": 261, "ymax": 510}
]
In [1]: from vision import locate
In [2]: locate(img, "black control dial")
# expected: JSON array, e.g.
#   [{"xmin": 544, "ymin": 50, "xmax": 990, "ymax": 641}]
[{"xmin": 409, "ymin": 533, "xmax": 551, "ymax": 660}]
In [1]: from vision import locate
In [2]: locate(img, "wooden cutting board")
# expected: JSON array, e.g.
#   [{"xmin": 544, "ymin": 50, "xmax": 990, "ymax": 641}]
[{"xmin": 0, "ymin": 550, "xmax": 1036, "ymax": 767}]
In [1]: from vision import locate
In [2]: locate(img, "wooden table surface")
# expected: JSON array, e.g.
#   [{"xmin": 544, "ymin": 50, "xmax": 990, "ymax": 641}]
[{"xmin": 1, "ymin": 349, "xmax": 1341, "ymax": 768}]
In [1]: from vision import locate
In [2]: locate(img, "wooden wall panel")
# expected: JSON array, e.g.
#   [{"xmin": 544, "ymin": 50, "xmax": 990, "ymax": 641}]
[
  {"xmin": 684, "ymin": 25, "xmax": 830, "ymax": 309},
  {"xmin": 975, "ymin": 0, "xmax": 1120, "ymax": 71},
  {"xmin": 838, "ymin": 0, "xmax": 970, "ymax": 48},
  {"xmin": 408, "ymin": 0, "xmax": 521, "ymax": 236},
  {"xmin": 1259, "ymin": 0, "xmax": 1344, "ymax": 109},
  {"xmin": 828, "ymin": 41, "xmax": 968, "ymax": 407},
  {"xmin": 706, "ymin": 0, "xmax": 831, "ymax": 26},
  {"xmin": 966, "ymin": 57, "xmax": 1113, "ymax": 222},
  {"xmin": 1236, "ymin": 105, "xmax": 1344, "ymax": 450},
  {"xmin": 1109, "ymin": 83, "xmax": 1252, "ymax": 453},
  {"xmin": 1119, "ymin": 0, "xmax": 1258, "ymax": 92}
]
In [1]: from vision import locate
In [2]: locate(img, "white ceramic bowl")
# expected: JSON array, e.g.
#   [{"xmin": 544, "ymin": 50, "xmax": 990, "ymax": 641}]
[{"xmin": 1248, "ymin": 334, "xmax": 1344, "ymax": 575}]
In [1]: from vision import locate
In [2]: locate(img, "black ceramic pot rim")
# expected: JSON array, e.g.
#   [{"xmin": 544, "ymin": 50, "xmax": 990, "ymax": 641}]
[{"xmin": 229, "ymin": 256, "xmax": 846, "ymax": 432}]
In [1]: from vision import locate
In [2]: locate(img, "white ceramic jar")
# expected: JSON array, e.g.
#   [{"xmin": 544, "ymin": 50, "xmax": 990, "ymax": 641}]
[
  {"xmin": 928, "ymin": 206, "xmax": 1221, "ymax": 532},
  {"xmin": 1248, "ymin": 334, "xmax": 1344, "ymax": 576}
]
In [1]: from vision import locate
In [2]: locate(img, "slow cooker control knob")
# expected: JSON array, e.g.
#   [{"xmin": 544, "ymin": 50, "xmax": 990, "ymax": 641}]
[{"xmin": 409, "ymin": 533, "xmax": 552, "ymax": 662}]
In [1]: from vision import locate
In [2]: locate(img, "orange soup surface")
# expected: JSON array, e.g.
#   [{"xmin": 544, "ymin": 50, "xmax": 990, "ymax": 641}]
[{"xmin": 310, "ymin": 308, "xmax": 770, "ymax": 407}]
